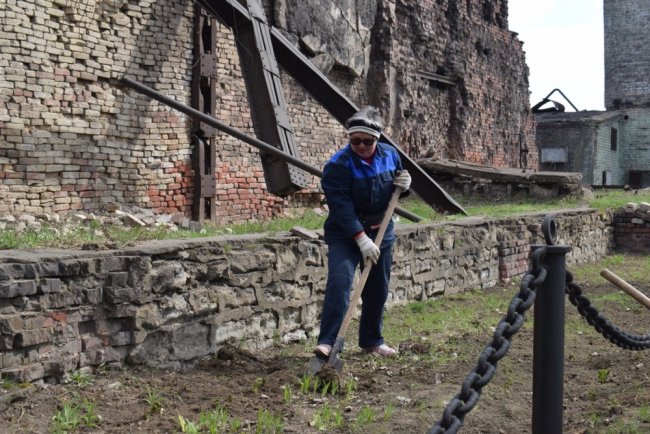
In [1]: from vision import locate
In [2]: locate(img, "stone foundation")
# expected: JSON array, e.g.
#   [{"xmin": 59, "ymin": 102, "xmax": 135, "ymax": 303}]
[{"xmin": 0, "ymin": 208, "xmax": 632, "ymax": 382}]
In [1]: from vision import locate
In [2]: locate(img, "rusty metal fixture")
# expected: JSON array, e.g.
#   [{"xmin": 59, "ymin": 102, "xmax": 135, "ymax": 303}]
[{"xmin": 192, "ymin": 7, "xmax": 218, "ymax": 222}]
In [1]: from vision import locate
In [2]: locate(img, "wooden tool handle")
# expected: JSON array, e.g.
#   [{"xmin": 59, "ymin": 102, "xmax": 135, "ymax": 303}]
[
  {"xmin": 600, "ymin": 268, "xmax": 650, "ymax": 310},
  {"xmin": 336, "ymin": 186, "xmax": 404, "ymax": 339}
]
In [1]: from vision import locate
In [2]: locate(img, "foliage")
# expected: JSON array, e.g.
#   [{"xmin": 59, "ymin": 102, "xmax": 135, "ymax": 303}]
[
  {"xmin": 255, "ymin": 409, "xmax": 283, "ymax": 434},
  {"xmin": 51, "ymin": 398, "xmax": 100, "ymax": 434},
  {"xmin": 2, "ymin": 189, "xmax": 649, "ymax": 249},
  {"xmin": 281, "ymin": 384, "xmax": 292, "ymax": 404},
  {"xmin": 64, "ymin": 370, "xmax": 94, "ymax": 387},
  {"xmin": 144, "ymin": 388, "xmax": 165, "ymax": 416},
  {"xmin": 597, "ymin": 368, "xmax": 610, "ymax": 384},
  {"xmin": 312, "ymin": 404, "xmax": 344, "ymax": 431},
  {"xmin": 353, "ymin": 406, "xmax": 376, "ymax": 431},
  {"xmin": 252, "ymin": 377, "xmax": 265, "ymax": 393},
  {"xmin": 177, "ymin": 404, "xmax": 239, "ymax": 434}
]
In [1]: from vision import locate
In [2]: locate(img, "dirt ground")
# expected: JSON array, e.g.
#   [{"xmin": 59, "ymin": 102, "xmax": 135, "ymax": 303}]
[{"xmin": 1, "ymin": 255, "xmax": 649, "ymax": 434}]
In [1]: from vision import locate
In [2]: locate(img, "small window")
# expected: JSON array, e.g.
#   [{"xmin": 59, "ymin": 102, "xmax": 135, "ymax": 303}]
[
  {"xmin": 541, "ymin": 148, "xmax": 568, "ymax": 163},
  {"xmin": 610, "ymin": 127, "xmax": 618, "ymax": 151}
]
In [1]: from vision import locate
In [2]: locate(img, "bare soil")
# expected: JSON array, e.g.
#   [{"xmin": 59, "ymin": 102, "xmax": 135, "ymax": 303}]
[{"xmin": 1, "ymin": 257, "xmax": 649, "ymax": 434}]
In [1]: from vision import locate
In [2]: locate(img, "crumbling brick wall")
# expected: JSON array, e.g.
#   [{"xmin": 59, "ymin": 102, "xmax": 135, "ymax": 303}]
[
  {"xmin": 0, "ymin": 0, "xmax": 537, "ymax": 222},
  {"xmin": 368, "ymin": 0, "xmax": 537, "ymax": 168}
]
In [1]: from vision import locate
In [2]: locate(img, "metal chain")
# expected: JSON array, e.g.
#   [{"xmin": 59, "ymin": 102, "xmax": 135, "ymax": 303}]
[
  {"xmin": 565, "ymin": 271, "xmax": 650, "ymax": 350},
  {"xmin": 428, "ymin": 247, "xmax": 548, "ymax": 434}
]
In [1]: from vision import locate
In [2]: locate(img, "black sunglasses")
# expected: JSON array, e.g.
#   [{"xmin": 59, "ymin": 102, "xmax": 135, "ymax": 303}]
[{"xmin": 349, "ymin": 138, "xmax": 376, "ymax": 146}]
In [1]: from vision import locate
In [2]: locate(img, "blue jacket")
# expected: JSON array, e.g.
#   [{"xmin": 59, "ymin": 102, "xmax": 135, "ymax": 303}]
[{"xmin": 321, "ymin": 141, "xmax": 404, "ymax": 245}]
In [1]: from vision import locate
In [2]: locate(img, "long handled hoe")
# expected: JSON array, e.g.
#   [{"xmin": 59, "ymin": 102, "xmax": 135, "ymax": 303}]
[{"xmin": 308, "ymin": 185, "xmax": 404, "ymax": 377}]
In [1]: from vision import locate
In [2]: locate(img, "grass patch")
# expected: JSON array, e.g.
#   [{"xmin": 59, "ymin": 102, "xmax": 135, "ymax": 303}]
[
  {"xmin": 51, "ymin": 397, "xmax": 101, "ymax": 434},
  {"xmin": 384, "ymin": 289, "xmax": 509, "ymax": 343},
  {"xmin": 64, "ymin": 370, "xmax": 94, "ymax": 388},
  {"xmin": 2, "ymin": 190, "xmax": 648, "ymax": 250}
]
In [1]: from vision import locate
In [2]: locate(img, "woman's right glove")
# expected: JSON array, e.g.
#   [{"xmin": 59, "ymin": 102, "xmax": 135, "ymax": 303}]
[{"xmin": 354, "ymin": 233, "xmax": 380, "ymax": 265}]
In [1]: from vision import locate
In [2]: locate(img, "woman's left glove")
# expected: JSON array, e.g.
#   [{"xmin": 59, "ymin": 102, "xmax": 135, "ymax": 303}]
[{"xmin": 393, "ymin": 170, "xmax": 411, "ymax": 191}]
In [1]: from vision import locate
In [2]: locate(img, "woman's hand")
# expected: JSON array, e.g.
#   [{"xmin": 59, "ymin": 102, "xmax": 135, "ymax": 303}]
[{"xmin": 354, "ymin": 233, "xmax": 380, "ymax": 265}]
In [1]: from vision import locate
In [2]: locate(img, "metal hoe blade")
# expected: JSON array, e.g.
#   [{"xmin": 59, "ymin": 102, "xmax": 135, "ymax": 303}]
[{"xmin": 307, "ymin": 337, "xmax": 345, "ymax": 376}]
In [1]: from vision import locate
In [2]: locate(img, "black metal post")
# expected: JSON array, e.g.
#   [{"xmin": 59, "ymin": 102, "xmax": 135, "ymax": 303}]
[{"xmin": 532, "ymin": 216, "xmax": 571, "ymax": 434}]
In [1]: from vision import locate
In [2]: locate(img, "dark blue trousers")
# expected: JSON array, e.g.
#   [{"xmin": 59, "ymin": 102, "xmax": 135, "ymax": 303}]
[{"xmin": 317, "ymin": 239, "xmax": 393, "ymax": 349}]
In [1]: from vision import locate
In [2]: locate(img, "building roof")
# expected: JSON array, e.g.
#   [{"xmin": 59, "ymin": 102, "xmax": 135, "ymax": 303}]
[{"xmin": 535, "ymin": 110, "xmax": 621, "ymax": 125}]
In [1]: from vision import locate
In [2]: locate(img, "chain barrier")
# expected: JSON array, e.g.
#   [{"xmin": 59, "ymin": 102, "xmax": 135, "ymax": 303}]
[
  {"xmin": 565, "ymin": 271, "xmax": 650, "ymax": 351},
  {"xmin": 428, "ymin": 247, "xmax": 548, "ymax": 434}
]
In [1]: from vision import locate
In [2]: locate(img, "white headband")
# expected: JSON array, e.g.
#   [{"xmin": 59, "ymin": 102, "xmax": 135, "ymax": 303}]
[{"xmin": 347, "ymin": 125, "xmax": 381, "ymax": 138}]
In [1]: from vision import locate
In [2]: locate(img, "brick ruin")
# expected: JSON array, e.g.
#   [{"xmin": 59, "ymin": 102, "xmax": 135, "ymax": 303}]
[{"xmin": 0, "ymin": 0, "xmax": 537, "ymax": 223}]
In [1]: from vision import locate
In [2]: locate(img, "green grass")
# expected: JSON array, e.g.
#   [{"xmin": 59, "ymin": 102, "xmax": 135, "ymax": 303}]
[
  {"xmin": 384, "ymin": 289, "xmax": 509, "ymax": 343},
  {"xmin": 64, "ymin": 370, "xmax": 94, "ymax": 388},
  {"xmin": 51, "ymin": 398, "xmax": 100, "ymax": 434},
  {"xmin": 570, "ymin": 253, "xmax": 650, "ymax": 296},
  {"xmin": 1, "ymin": 189, "xmax": 647, "ymax": 250}
]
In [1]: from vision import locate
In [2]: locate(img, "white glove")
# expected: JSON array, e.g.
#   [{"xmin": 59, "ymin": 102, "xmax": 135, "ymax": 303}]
[
  {"xmin": 355, "ymin": 233, "xmax": 380, "ymax": 265},
  {"xmin": 393, "ymin": 170, "xmax": 411, "ymax": 191}
]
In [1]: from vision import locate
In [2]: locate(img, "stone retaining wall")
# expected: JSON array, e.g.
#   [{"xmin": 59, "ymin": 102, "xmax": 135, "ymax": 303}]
[{"xmin": 0, "ymin": 209, "xmax": 623, "ymax": 382}]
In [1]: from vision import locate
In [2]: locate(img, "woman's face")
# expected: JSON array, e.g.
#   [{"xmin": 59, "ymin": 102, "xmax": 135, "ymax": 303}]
[{"xmin": 349, "ymin": 132, "xmax": 377, "ymax": 159}]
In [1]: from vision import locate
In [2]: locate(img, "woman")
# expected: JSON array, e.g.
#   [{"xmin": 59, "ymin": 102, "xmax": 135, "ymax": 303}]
[{"xmin": 314, "ymin": 106, "xmax": 411, "ymax": 358}]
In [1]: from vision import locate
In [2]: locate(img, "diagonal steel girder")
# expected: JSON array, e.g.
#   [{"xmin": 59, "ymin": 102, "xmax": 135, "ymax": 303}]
[{"xmin": 195, "ymin": 0, "xmax": 466, "ymax": 215}]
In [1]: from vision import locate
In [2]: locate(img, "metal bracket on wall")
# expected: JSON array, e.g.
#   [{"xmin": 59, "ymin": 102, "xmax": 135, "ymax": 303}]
[{"xmin": 191, "ymin": 8, "xmax": 219, "ymax": 222}]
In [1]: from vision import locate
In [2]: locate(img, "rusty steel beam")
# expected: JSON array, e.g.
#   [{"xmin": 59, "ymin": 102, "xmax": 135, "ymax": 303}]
[
  {"xmin": 120, "ymin": 77, "xmax": 423, "ymax": 223},
  {"xmin": 232, "ymin": 0, "xmax": 308, "ymax": 196},
  {"xmin": 194, "ymin": 0, "xmax": 466, "ymax": 216}
]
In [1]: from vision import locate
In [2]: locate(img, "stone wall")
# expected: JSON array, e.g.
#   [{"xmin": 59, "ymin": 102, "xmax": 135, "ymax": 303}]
[
  {"xmin": 0, "ymin": 208, "xmax": 621, "ymax": 383},
  {"xmin": 1, "ymin": 0, "xmax": 536, "ymax": 222}
]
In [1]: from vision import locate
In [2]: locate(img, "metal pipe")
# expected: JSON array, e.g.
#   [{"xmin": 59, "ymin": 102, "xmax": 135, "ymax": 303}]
[
  {"xmin": 542, "ymin": 88, "xmax": 580, "ymax": 112},
  {"xmin": 119, "ymin": 76, "xmax": 422, "ymax": 223},
  {"xmin": 531, "ymin": 239, "xmax": 571, "ymax": 434}
]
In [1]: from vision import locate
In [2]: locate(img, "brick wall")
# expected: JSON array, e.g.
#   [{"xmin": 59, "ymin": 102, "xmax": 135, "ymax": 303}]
[
  {"xmin": 0, "ymin": 0, "xmax": 197, "ymax": 215},
  {"xmin": 614, "ymin": 203, "xmax": 650, "ymax": 252},
  {"xmin": 370, "ymin": 0, "xmax": 537, "ymax": 168},
  {"xmin": 0, "ymin": 0, "xmax": 536, "ymax": 221}
]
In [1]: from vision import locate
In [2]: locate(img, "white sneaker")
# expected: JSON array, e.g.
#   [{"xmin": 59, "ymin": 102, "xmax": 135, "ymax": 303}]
[
  {"xmin": 313, "ymin": 344, "xmax": 332, "ymax": 358},
  {"xmin": 362, "ymin": 344, "xmax": 398, "ymax": 357}
]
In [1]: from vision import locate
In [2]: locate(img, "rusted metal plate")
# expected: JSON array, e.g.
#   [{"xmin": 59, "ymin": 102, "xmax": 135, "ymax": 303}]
[
  {"xmin": 200, "ymin": 53, "xmax": 217, "ymax": 78},
  {"xmin": 200, "ymin": 175, "xmax": 217, "ymax": 197}
]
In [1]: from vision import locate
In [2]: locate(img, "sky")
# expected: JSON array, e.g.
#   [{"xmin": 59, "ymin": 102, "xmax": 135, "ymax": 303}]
[{"xmin": 508, "ymin": 0, "xmax": 605, "ymax": 111}]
